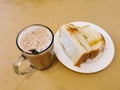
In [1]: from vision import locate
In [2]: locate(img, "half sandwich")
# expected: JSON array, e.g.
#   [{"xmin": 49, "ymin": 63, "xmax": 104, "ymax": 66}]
[{"xmin": 59, "ymin": 24, "xmax": 105, "ymax": 67}]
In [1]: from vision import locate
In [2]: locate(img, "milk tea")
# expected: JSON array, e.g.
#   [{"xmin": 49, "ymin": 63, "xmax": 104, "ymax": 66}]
[{"xmin": 17, "ymin": 25, "xmax": 54, "ymax": 70}]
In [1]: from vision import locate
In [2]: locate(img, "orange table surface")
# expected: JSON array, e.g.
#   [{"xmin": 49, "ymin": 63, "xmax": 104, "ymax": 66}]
[{"xmin": 0, "ymin": 0, "xmax": 120, "ymax": 90}]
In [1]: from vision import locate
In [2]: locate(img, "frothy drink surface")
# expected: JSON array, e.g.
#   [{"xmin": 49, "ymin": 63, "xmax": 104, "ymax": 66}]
[{"xmin": 18, "ymin": 26, "xmax": 53, "ymax": 53}]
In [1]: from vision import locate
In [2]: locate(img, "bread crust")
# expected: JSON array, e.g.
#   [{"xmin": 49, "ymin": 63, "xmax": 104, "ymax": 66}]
[
  {"xmin": 74, "ymin": 53, "xmax": 89, "ymax": 67},
  {"xmin": 90, "ymin": 49, "xmax": 100, "ymax": 59},
  {"xmin": 100, "ymin": 33, "xmax": 106, "ymax": 47}
]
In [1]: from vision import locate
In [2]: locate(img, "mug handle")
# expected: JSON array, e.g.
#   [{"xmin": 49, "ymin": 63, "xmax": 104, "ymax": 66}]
[{"xmin": 13, "ymin": 54, "xmax": 35, "ymax": 75}]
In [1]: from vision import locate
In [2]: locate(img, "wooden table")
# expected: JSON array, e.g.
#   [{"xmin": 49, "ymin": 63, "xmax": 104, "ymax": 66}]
[{"xmin": 0, "ymin": 0, "xmax": 120, "ymax": 90}]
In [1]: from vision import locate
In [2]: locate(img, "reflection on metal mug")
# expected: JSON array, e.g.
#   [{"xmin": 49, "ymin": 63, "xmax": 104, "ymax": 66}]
[{"xmin": 13, "ymin": 24, "xmax": 54, "ymax": 75}]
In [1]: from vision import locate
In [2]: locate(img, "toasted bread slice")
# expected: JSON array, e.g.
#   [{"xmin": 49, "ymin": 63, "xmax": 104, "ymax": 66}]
[
  {"xmin": 77, "ymin": 25, "xmax": 105, "ymax": 58},
  {"xmin": 59, "ymin": 24, "xmax": 89, "ymax": 67}
]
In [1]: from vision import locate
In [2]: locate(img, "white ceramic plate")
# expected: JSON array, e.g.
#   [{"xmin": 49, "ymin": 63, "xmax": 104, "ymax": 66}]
[{"xmin": 54, "ymin": 21, "xmax": 115, "ymax": 73}]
